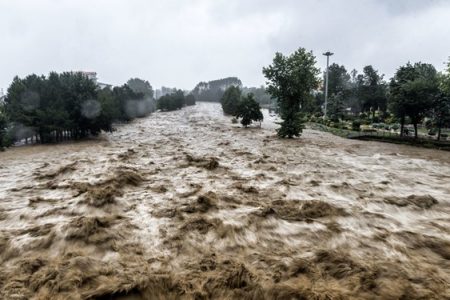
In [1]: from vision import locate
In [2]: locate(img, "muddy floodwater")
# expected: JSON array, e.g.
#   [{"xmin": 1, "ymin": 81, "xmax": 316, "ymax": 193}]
[{"xmin": 0, "ymin": 102, "xmax": 449, "ymax": 299}]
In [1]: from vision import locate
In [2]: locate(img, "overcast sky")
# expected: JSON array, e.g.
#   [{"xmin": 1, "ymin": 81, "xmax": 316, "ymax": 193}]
[{"xmin": 1, "ymin": 0, "xmax": 449, "ymax": 92}]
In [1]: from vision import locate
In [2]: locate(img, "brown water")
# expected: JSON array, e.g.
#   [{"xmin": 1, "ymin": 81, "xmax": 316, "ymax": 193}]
[{"xmin": 1, "ymin": 102, "xmax": 449, "ymax": 299}]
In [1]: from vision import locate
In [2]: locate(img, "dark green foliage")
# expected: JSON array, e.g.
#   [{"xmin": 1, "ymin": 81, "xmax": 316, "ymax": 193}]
[
  {"xmin": 276, "ymin": 110, "xmax": 306, "ymax": 138},
  {"xmin": 389, "ymin": 62, "xmax": 439, "ymax": 138},
  {"xmin": 234, "ymin": 93, "xmax": 263, "ymax": 127},
  {"xmin": 326, "ymin": 63, "xmax": 351, "ymax": 97},
  {"xmin": 125, "ymin": 78, "xmax": 155, "ymax": 117},
  {"xmin": 3, "ymin": 72, "xmax": 155, "ymax": 144},
  {"xmin": 242, "ymin": 86, "xmax": 274, "ymax": 105},
  {"xmin": 328, "ymin": 91, "xmax": 346, "ymax": 121},
  {"xmin": 352, "ymin": 119, "xmax": 361, "ymax": 131},
  {"xmin": 431, "ymin": 92, "xmax": 450, "ymax": 141},
  {"xmin": 0, "ymin": 109, "xmax": 12, "ymax": 150},
  {"xmin": 111, "ymin": 84, "xmax": 148, "ymax": 121},
  {"xmin": 157, "ymin": 90, "xmax": 185, "ymax": 111},
  {"xmin": 4, "ymin": 72, "xmax": 107, "ymax": 143},
  {"xmin": 304, "ymin": 92, "xmax": 324, "ymax": 115},
  {"xmin": 433, "ymin": 59, "xmax": 450, "ymax": 140},
  {"xmin": 263, "ymin": 48, "xmax": 320, "ymax": 138},
  {"xmin": 126, "ymin": 78, "xmax": 154, "ymax": 98},
  {"xmin": 356, "ymin": 66, "xmax": 387, "ymax": 115},
  {"xmin": 220, "ymin": 86, "xmax": 242, "ymax": 115},
  {"xmin": 192, "ymin": 77, "xmax": 242, "ymax": 102},
  {"xmin": 185, "ymin": 94, "xmax": 196, "ymax": 106}
]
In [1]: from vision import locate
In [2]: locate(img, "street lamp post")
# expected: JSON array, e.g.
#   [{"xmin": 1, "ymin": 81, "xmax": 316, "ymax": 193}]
[{"xmin": 323, "ymin": 51, "xmax": 334, "ymax": 119}]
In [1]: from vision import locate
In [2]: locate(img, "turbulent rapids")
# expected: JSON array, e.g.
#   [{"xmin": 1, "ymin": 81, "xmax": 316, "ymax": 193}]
[{"xmin": 0, "ymin": 102, "xmax": 449, "ymax": 299}]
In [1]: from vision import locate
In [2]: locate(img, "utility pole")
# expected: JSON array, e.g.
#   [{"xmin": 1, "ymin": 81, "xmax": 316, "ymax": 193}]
[{"xmin": 323, "ymin": 51, "xmax": 334, "ymax": 119}]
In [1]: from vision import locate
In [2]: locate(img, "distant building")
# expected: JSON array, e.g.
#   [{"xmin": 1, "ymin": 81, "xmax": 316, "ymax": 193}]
[
  {"xmin": 79, "ymin": 71, "xmax": 98, "ymax": 84},
  {"xmin": 0, "ymin": 89, "xmax": 5, "ymax": 104},
  {"xmin": 97, "ymin": 82, "xmax": 113, "ymax": 90},
  {"xmin": 78, "ymin": 71, "xmax": 113, "ymax": 90},
  {"xmin": 155, "ymin": 89, "xmax": 162, "ymax": 99},
  {"xmin": 155, "ymin": 87, "xmax": 177, "ymax": 99}
]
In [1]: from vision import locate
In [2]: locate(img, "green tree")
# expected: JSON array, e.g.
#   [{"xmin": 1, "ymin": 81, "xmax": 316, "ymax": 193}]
[
  {"xmin": 242, "ymin": 86, "xmax": 273, "ymax": 105},
  {"xmin": 234, "ymin": 93, "xmax": 263, "ymax": 127},
  {"xmin": 157, "ymin": 90, "xmax": 185, "ymax": 111},
  {"xmin": 4, "ymin": 72, "xmax": 114, "ymax": 143},
  {"xmin": 355, "ymin": 66, "xmax": 387, "ymax": 117},
  {"xmin": 126, "ymin": 78, "xmax": 154, "ymax": 98},
  {"xmin": 326, "ymin": 63, "xmax": 351, "ymax": 97},
  {"xmin": 433, "ymin": 61, "xmax": 450, "ymax": 140},
  {"xmin": 263, "ymin": 48, "xmax": 320, "ymax": 138},
  {"xmin": 441, "ymin": 59, "xmax": 450, "ymax": 93},
  {"xmin": 389, "ymin": 62, "xmax": 439, "ymax": 138},
  {"xmin": 185, "ymin": 94, "xmax": 196, "ymax": 106},
  {"xmin": 0, "ymin": 108, "xmax": 12, "ymax": 150},
  {"xmin": 220, "ymin": 86, "xmax": 241, "ymax": 115},
  {"xmin": 111, "ymin": 84, "xmax": 146, "ymax": 121},
  {"xmin": 431, "ymin": 92, "xmax": 450, "ymax": 141},
  {"xmin": 192, "ymin": 77, "xmax": 242, "ymax": 102},
  {"xmin": 328, "ymin": 91, "xmax": 346, "ymax": 121}
]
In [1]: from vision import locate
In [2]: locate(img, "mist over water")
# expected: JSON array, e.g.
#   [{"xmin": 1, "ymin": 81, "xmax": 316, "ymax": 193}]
[{"xmin": 0, "ymin": 102, "xmax": 449, "ymax": 299}]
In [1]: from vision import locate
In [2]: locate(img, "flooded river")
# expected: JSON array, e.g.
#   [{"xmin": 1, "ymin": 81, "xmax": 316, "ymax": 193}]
[{"xmin": 1, "ymin": 102, "xmax": 449, "ymax": 299}]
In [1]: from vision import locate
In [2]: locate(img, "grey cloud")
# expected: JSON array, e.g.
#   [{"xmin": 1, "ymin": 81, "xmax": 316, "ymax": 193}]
[{"xmin": 0, "ymin": 0, "xmax": 449, "ymax": 93}]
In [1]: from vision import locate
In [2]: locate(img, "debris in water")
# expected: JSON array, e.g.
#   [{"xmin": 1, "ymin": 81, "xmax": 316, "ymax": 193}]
[
  {"xmin": 64, "ymin": 215, "xmax": 126, "ymax": 249},
  {"xmin": 384, "ymin": 194, "xmax": 438, "ymax": 209},
  {"xmin": 35, "ymin": 162, "xmax": 78, "ymax": 179},
  {"xmin": 232, "ymin": 182, "xmax": 259, "ymax": 194},
  {"xmin": 185, "ymin": 153, "xmax": 220, "ymax": 170},
  {"xmin": 74, "ymin": 168, "xmax": 144, "ymax": 207},
  {"xmin": 181, "ymin": 191, "xmax": 218, "ymax": 213},
  {"xmin": 255, "ymin": 200, "xmax": 347, "ymax": 221}
]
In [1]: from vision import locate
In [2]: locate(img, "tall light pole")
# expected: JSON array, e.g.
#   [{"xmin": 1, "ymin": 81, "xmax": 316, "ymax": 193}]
[{"xmin": 323, "ymin": 51, "xmax": 334, "ymax": 119}]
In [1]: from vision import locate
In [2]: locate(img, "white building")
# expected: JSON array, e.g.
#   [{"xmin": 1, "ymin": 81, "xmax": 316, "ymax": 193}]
[
  {"xmin": 78, "ymin": 71, "xmax": 113, "ymax": 90},
  {"xmin": 0, "ymin": 89, "xmax": 5, "ymax": 104},
  {"xmin": 79, "ymin": 71, "xmax": 98, "ymax": 84}
]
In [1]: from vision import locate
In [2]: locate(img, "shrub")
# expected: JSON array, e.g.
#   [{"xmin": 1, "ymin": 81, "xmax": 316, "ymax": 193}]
[
  {"xmin": 352, "ymin": 120, "xmax": 361, "ymax": 131},
  {"xmin": 234, "ymin": 93, "xmax": 263, "ymax": 127},
  {"xmin": 185, "ymin": 94, "xmax": 196, "ymax": 106},
  {"xmin": 157, "ymin": 90, "xmax": 185, "ymax": 111},
  {"xmin": 221, "ymin": 86, "xmax": 241, "ymax": 115}
]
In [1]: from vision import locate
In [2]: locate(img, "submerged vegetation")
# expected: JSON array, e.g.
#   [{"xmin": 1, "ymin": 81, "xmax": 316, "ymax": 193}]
[{"xmin": 156, "ymin": 90, "xmax": 196, "ymax": 111}]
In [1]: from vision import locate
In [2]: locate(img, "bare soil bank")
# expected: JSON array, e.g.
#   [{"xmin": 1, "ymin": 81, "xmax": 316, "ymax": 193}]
[{"xmin": 1, "ymin": 103, "xmax": 449, "ymax": 299}]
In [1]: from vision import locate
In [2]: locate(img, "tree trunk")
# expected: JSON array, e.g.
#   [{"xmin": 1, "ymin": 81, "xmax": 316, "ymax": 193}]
[
  {"xmin": 413, "ymin": 123, "xmax": 418, "ymax": 139},
  {"xmin": 437, "ymin": 123, "xmax": 442, "ymax": 141},
  {"xmin": 400, "ymin": 116, "xmax": 405, "ymax": 137}
]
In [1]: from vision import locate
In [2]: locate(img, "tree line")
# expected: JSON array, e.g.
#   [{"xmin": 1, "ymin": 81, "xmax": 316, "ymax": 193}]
[
  {"xmin": 192, "ymin": 77, "xmax": 243, "ymax": 103},
  {"xmin": 0, "ymin": 73, "xmax": 158, "ymax": 148},
  {"xmin": 262, "ymin": 47, "xmax": 450, "ymax": 139},
  {"xmin": 0, "ymin": 72, "xmax": 200, "ymax": 149},
  {"xmin": 156, "ymin": 90, "xmax": 196, "ymax": 111}
]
